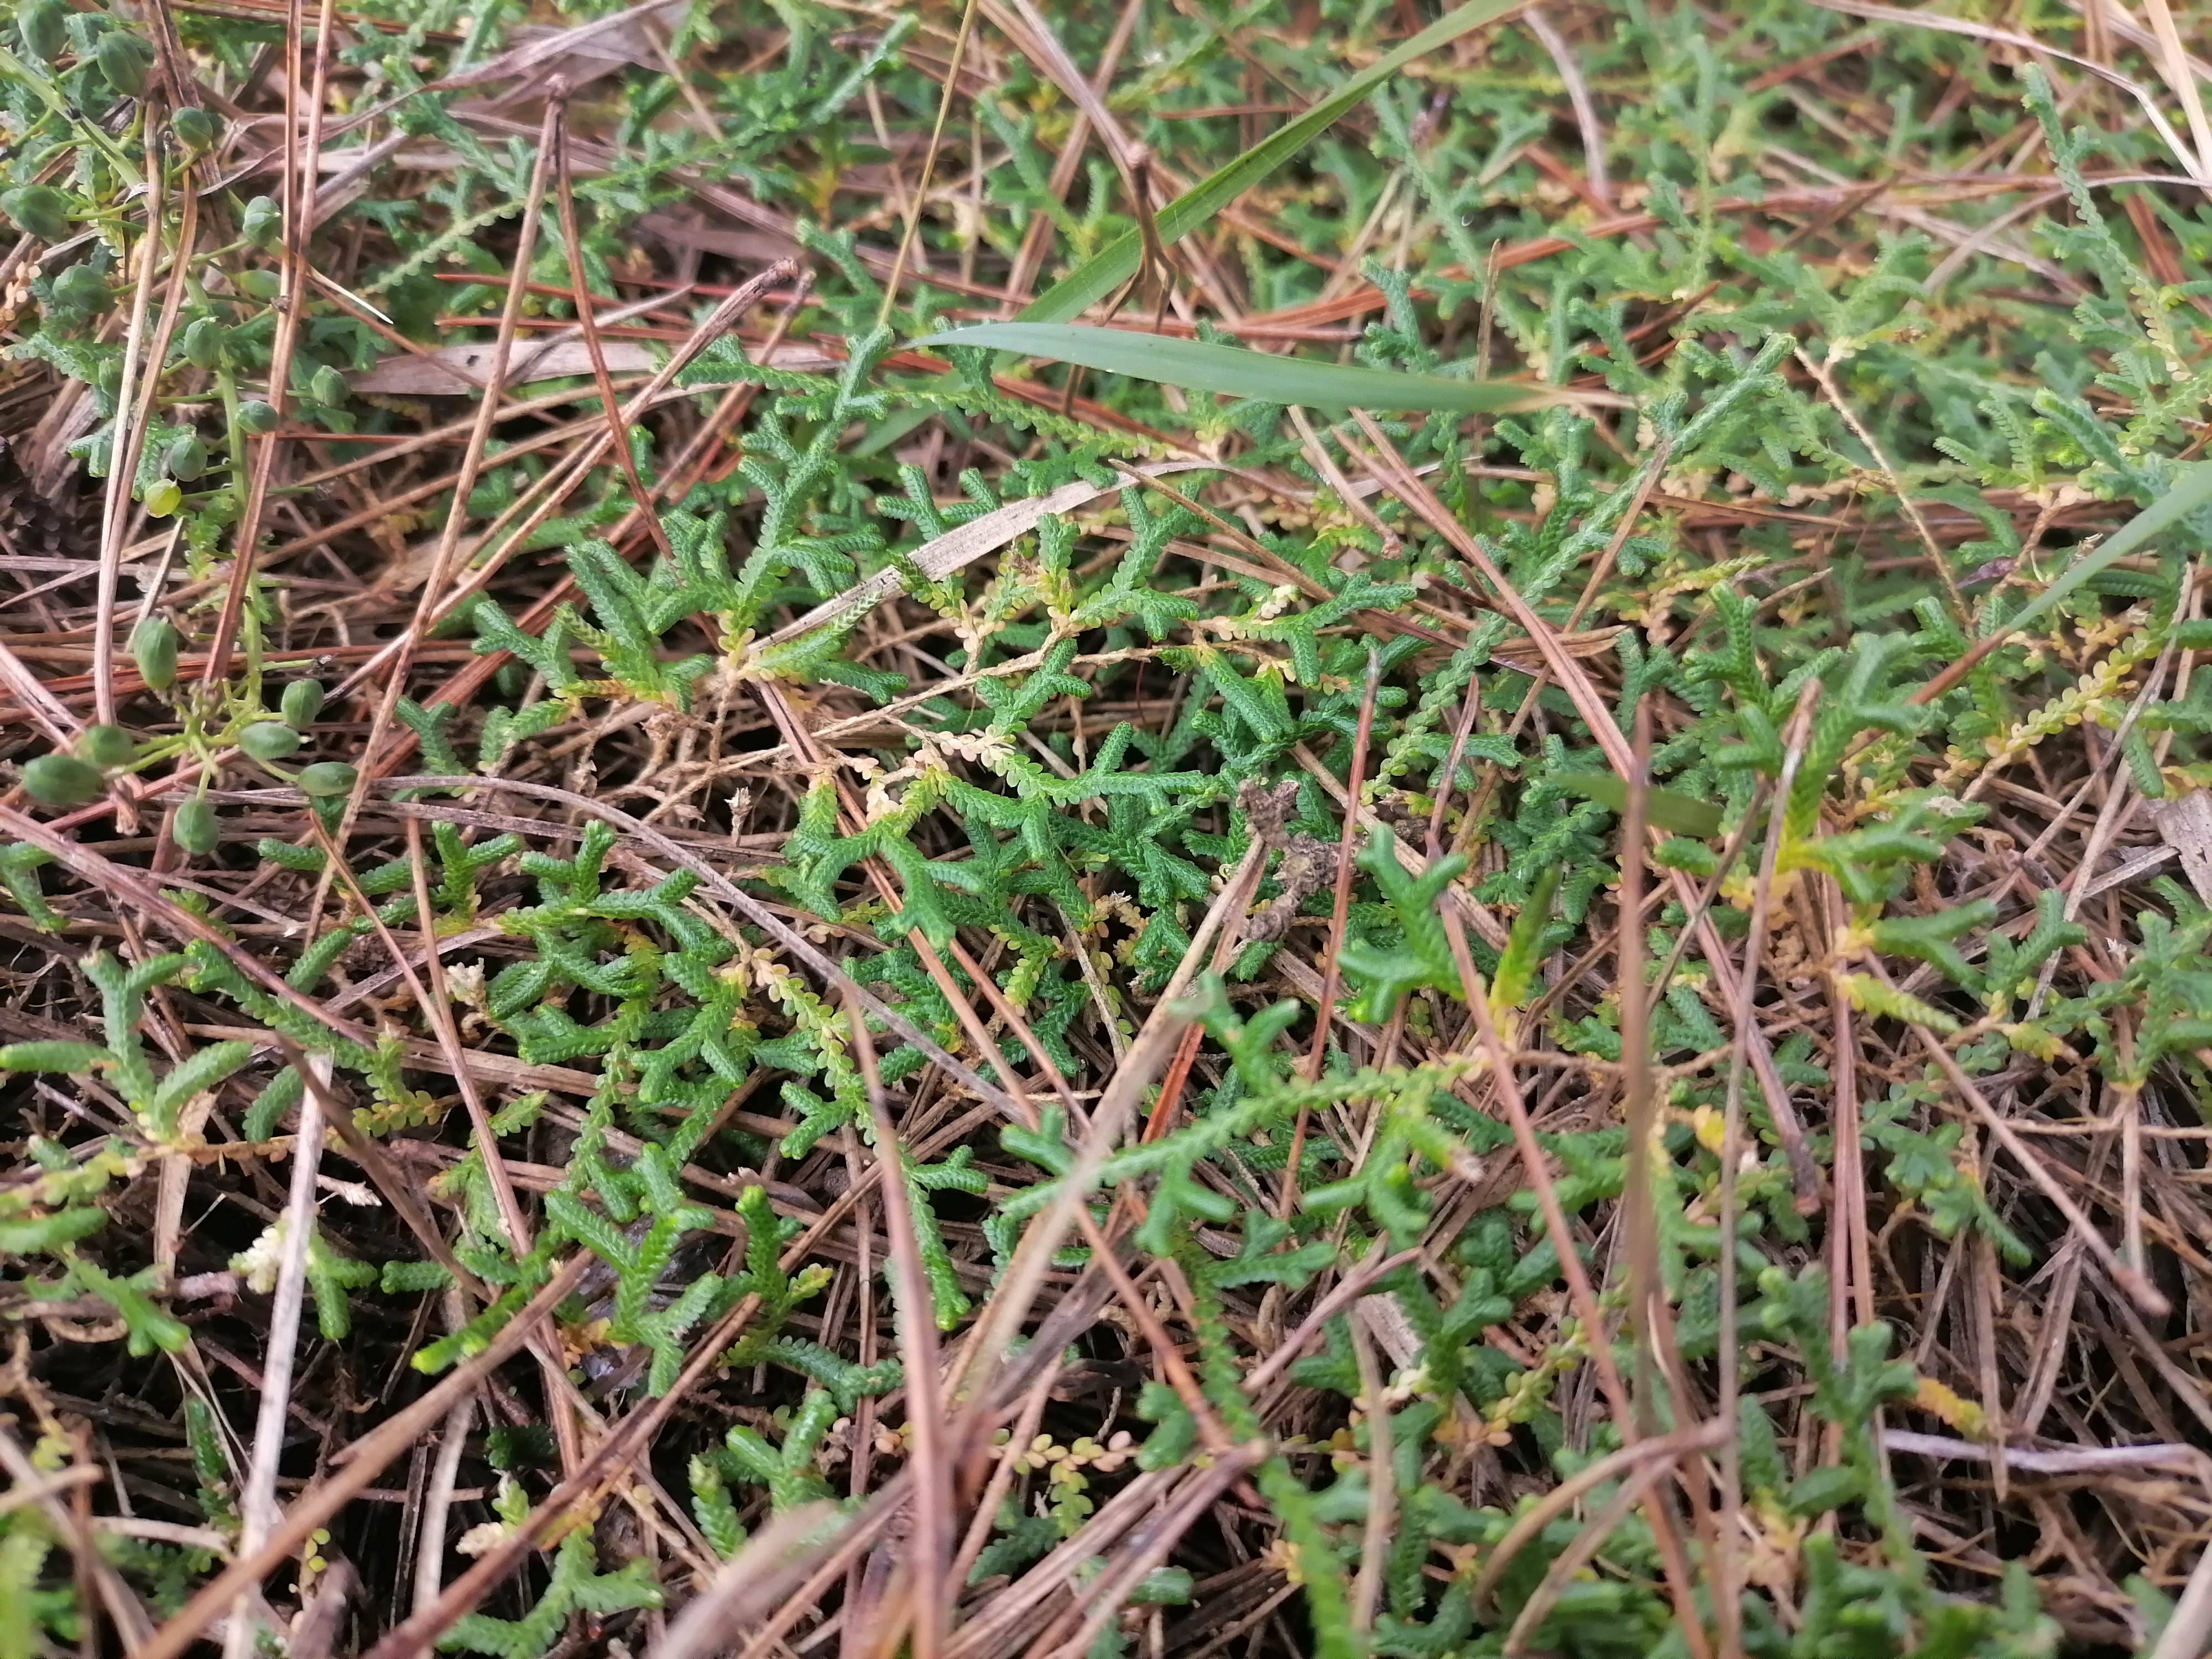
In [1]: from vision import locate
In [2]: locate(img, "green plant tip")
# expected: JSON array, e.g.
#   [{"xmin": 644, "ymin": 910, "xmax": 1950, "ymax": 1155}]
[
  {"xmin": 76, "ymin": 724, "xmax": 135, "ymax": 769},
  {"xmin": 173, "ymin": 798, "xmax": 219, "ymax": 855},
  {"xmin": 22, "ymin": 754, "xmax": 105, "ymax": 806},
  {"xmin": 238, "ymin": 722, "xmax": 301, "ymax": 761},
  {"xmin": 309, "ymin": 364, "xmax": 348, "ymax": 408},
  {"xmin": 143, "ymin": 478, "xmax": 182, "ymax": 518},
  {"xmin": 237, "ymin": 400, "xmax": 279, "ymax": 434},
  {"xmin": 296, "ymin": 762, "xmax": 357, "ymax": 797},
  {"xmin": 234, "ymin": 268, "xmax": 280, "ymax": 302}
]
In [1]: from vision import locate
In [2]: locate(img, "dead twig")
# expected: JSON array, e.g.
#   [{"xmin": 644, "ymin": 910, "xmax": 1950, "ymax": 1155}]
[{"xmin": 844, "ymin": 987, "xmax": 951, "ymax": 1659}]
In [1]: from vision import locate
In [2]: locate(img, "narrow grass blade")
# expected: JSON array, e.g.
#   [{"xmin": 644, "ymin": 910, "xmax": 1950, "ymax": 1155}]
[
  {"xmin": 2000, "ymin": 462, "xmax": 2212, "ymax": 637},
  {"xmin": 1018, "ymin": 0, "xmax": 1523, "ymax": 323},
  {"xmin": 1556, "ymin": 772, "xmax": 1724, "ymax": 838},
  {"xmin": 913, "ymin": 322, "xmax": 1538, "ymax": 413}
]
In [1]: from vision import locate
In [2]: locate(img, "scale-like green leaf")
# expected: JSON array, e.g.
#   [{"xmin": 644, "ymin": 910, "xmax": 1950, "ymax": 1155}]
[
  {"xmin": 0, "ymin": 1040, "xmax": 112, "ymax": 1073},
  {"xmin": 913, "ymin": 323, "xmax": 1537, "ymax": 413},
  {"xmin": 1554, "ymin": 772, "xmax": 1725, "ymax": 838},
  {"xmin": 1019, "ymin": 0, "xmax": 1523, "ymax": 322}
]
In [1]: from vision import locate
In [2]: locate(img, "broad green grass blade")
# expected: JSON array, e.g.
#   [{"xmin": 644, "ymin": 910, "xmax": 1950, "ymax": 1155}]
[
  {"xmin": 1018, "ymin": 0, "xmax": 1522, "ymax": 324},
  {"xmin": 1555, "ymin": 773, "xmax": 1726, "ymax": 838},
  {"xmin": 913, "ymin": 323, "xmax": 1538, "ymax": 413},
  {"xmin": 1997, "ymin": 462, "xmax": 2212, "ymax": 637}
]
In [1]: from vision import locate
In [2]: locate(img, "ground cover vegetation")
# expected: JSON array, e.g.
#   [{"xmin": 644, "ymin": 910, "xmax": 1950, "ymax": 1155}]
[{"xmin": 0, "ymin": 0, "xmax": 2210, "ymax": 1653}]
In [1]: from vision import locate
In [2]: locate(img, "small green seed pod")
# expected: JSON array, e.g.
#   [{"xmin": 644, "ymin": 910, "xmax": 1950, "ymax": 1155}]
[
  {"xmin": 310, "ymin": 364, "xmax": 348, "ymax": 408},
  {"xmin": 131, "ymin": 615, "xmax": 179, "ymax": 691},
  {"xmin": 233, "ymin": 268, "xmax": 280, "ymax": 302},
  {"xmin": 1, "ymin": 186, "xmax": 71, "ymax": 242},
  {"xmin": 280, "ymin": 678, "xmax": 324, "ymax": 729},
  {"xmin": 51, "ymin": 263, "xmax": 112, "ymax": 314},
  {"xmin": 296, "ymin": 762, "xmax": 357, "ymax": 798},
  {"xmin": 17, "ymin": 0, "xmax": 67, "ymax": 64},
  {"xmin": 93, "ymin": 29, "xmax": 150, "ymax": 97},
  {"xmin": 165, "ymin": 434, "xmax": 207, "ymax": 481},
  {"xmin": 76, "ymin": 724, "xmax": 134, "ymax": 769},
  {"xmin": 180, "ymin": 316, "xmax": 223, "ymax": 369},
  {"xmin": 22, "ymin": 753, "xmax": 105, "ymax": 805},
  {"xmin": 237, "ymin": 400, "xmax": 279, "ymax": 434},
  {"xmin": 241, "ymin": 195, "xmax": 280, "ymax": 251},
  {"xmin": 173, "ymin": 797, "xmax": 218, "ymax": 855},
  {"xmin": 238, "ymin": 721, "xmax": 301, "ymax": 761},
  {"xmin": 171, "ymin": 105, "xmax": 218, "ymax": 152},
  {"xmin": 143, "ymin": 478, "xmax": 181, "ymax": 518}
]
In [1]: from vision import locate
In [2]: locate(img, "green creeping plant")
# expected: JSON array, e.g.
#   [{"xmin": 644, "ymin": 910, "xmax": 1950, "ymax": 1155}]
[
  {"xmin": 0, "ymin": 4, "xmax": 2205, "ymax": 1650},
  {"xmin": 1335, "ymin": 826, "xmax": 1470, "ymax": 1024},
  {"xmin": 546, "ymin": 1142, "xmax": 734, "ymax": 1398},
  {"xmin": 0, "ymin": 951, "xmax": 251, "ymax": 1145},
  {"xmin": 437, "ymin": 1530, "xmax": 660, "ymax": 1659}
]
